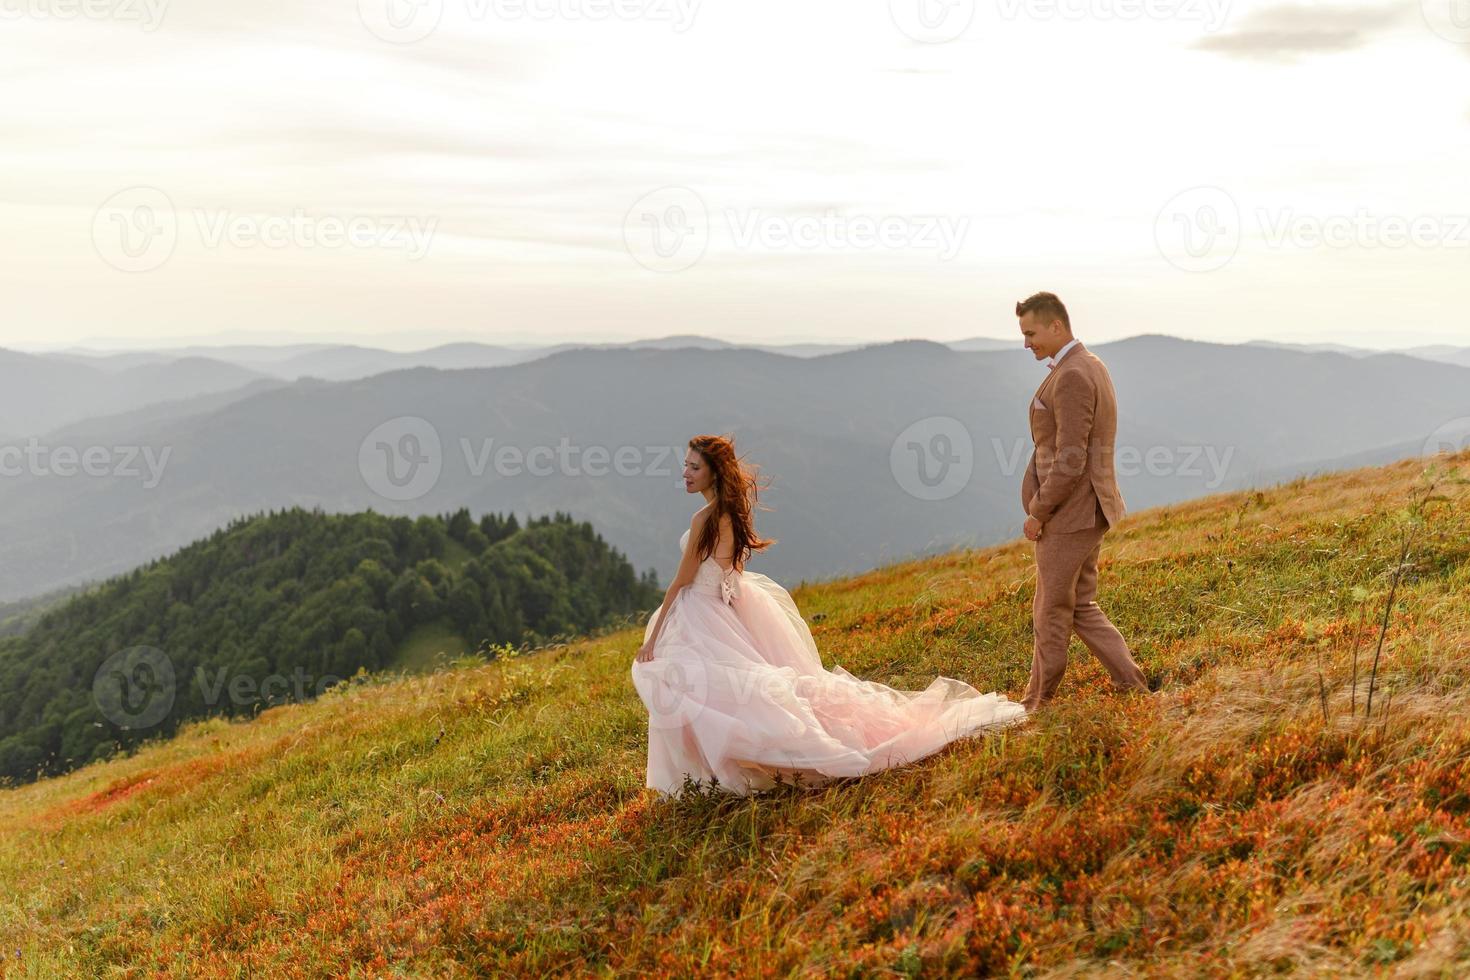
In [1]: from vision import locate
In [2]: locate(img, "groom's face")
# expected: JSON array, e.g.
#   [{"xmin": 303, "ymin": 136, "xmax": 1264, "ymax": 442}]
[{"xmin": 1019, "ymin": 312, "xmax": 1068, "ymax": 361}]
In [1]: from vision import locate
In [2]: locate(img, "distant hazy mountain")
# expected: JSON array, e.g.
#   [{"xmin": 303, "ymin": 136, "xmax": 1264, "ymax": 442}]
[
  {"xmin": 1244, "ymin": 340, "xmax": 1379, "ymax": 357},
  {"xmin": 1261, "ymin": 416, "xmax": 1470, "ymax": 483},
  {"xmin": 612, "ymin": 336, "xmax": 867, "ymax": 358},
  {"xmin": 44, "ymin": 350, "xmax": 181, "ymax": 371},
  {"xmin": 44, "ymin": 377, "xmax": 292, "ymax": 444},
  {"xmin": 47, "ymin": 343, "xmax": 537, "ymax": 382},
  {"xmin": 1, "ymin": 337, "xmax": 1466, "ymax": 603},
  {"xmin": 53, "ymin": 343, "xmax": 336, "ymax": 369},
  {"xmin": 42, "ymin": 334, "xmax": 1470, "ymax": 387},
  {"xmin": 0, "ymin": 349, "xmax": 270, "ymax": 437},
  {"xmin": 264, "ymin": 343, "xmax": 541, "ymax": 380},
  {"xmin": 1401, "ymin": 345, "xmax": 1470, "ymax": 369},
  {"xmin": 1245, "ymin": 339, "xmax": 1470, "ymax": 367},
  {"xmin": 1104, "ymin": 337, "xmax": 1470, "ymax": 468},
  {"xmin": 949, "ymin": 336, "xmax": 1020, "ymax": 352},
  {"xmin": 41, "ymin": 333, "xmax": 1025, "ymax": 382},
  {"xmin": 34, "ymin": 335, "xmax": 870, "ymax": 384}
]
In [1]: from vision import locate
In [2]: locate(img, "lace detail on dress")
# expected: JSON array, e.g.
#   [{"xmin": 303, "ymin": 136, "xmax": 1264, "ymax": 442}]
[{"xmin": 680, "ymin": 527, "xmax": 740, "ymax": 605}]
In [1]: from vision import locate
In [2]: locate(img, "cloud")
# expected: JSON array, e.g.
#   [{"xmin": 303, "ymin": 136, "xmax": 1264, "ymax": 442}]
[{"xmin": 1194, "ymin": 2, "xmax": 1412, "ymax": 61}]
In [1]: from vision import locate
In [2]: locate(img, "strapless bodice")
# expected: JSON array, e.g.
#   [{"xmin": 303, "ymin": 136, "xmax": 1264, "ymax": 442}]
[{"xmin": 679, "ymin": 528, "xmax": 741, "ymax": 604}]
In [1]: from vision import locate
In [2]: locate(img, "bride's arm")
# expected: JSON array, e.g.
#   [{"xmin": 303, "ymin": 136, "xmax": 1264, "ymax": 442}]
[{"xmin": 635, "ymin": 512, "xmax": 708, "ymax": 663}]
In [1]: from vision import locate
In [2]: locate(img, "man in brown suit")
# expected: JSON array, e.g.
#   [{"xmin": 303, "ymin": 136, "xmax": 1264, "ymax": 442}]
[{"xmin": 1016, "ymin": 292, "xmax": 1148, "ymax": 711}]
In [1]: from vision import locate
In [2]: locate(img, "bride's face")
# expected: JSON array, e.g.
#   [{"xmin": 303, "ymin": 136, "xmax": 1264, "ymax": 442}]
[{"xmin": 683, "ymin": 451, "xmax": 713, "ymax": 494}]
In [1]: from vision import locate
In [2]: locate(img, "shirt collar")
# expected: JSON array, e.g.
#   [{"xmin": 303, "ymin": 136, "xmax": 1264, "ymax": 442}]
[{"xmin": 1048, "ymin": 338, "xmax": 1081, "ymax": 370}]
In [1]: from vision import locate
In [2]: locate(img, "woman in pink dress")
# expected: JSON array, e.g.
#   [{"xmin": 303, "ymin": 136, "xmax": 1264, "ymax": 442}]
[{"xmin": 630, "ymin": 435, "xmax": 1026, "ymax": 798}]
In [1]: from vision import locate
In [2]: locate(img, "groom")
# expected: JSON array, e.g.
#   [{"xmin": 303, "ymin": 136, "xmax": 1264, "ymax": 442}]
[{"xmin": 1016, "ymin": 292, "xmax": 1148, "ymax": 710}]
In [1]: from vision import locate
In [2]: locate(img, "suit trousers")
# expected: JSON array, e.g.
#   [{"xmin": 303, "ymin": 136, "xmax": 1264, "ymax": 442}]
[{"xmin": 1022, "ymin": 500, "xmax": 1147, "ymax": 710}]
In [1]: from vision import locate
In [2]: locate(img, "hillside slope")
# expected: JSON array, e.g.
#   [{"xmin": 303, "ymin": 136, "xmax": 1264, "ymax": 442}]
[
  {"xmin": 1, "ymin": 452, "xmax": 1468, "ymax": 976},
  {"xmin": 0, "ymin": 508, "xmax": 658, "ymax": 787}
]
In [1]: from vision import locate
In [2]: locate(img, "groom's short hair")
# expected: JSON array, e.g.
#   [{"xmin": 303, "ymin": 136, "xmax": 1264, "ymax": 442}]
[{"xmin": 1015, "ymin": 292, "xmax": 1071, "ymax": 332}]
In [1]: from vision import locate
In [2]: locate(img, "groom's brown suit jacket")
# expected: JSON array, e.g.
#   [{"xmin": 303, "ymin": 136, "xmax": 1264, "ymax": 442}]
[{"xmin": 1021, "ymin": 342, "xmax": 1125, "ymax": 533}]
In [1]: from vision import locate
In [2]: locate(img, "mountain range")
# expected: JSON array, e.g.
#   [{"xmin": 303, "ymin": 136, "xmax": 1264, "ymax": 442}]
[
  {"xmin": 8, "ymin": 334, "xmax": 1465, "ymax": 436},
  {"xmin": 0, "ymin": 334, "xmax": 1466, "ymax": 603}
]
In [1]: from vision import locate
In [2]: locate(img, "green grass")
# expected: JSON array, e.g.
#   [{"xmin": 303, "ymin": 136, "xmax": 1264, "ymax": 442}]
[
  {"xmin": 389, "ymin": 620, "xmax": 470, "ymax": 673},
  {"xmin": 1, "ymin": 452, "xmax": 1468, "ymax": 977}
]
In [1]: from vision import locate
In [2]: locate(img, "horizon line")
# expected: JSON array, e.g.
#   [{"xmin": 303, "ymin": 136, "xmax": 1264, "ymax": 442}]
[{"xmin": 6, "ymin": 333, "xmax": 1446, "ymax": 358}]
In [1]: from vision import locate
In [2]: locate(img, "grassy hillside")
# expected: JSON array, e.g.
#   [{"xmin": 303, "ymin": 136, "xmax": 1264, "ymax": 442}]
[{"xmin": 1, "ymin": 452, "xmax": 1468, "ymax": 976}]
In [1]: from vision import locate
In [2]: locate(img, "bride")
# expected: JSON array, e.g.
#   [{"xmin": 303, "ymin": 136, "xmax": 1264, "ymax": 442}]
[{"xmin": 630, "ymin": 434, "xmax": 1026, "ymax": 798}]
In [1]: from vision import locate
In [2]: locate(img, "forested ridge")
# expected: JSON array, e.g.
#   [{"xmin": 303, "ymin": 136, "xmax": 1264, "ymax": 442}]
[{"xmin": 0, "ymin": 507, "xmax": 660, "ymax": 786}]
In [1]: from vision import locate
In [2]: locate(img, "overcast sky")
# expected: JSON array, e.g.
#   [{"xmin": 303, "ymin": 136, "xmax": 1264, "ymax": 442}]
[{"xmin": 3, "ymin": 0, "xmax": 1468, "ymax": 351}]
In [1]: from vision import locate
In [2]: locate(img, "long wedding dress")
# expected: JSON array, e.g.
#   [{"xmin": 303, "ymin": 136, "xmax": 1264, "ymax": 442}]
[{"xmin": 630, "ymin": 524, "xmax": 1026, "ymax": 797}]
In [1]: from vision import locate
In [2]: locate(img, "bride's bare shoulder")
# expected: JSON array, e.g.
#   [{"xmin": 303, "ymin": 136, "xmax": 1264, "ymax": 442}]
[{"xmin": 689, "ymin": 506, "xmax": 734, "ymax": 546}]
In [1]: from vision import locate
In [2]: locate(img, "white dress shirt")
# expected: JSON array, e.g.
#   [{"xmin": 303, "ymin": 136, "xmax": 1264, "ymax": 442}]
[{"xmin": 1048, "ymin": 337, "xmax": 1081, "ymax": 370}]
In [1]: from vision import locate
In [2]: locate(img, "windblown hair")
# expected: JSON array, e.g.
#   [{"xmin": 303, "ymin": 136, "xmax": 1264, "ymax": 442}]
[
  {"xmin": 1015, "ymin": 291, "xmax": 1071, "ymax": 332},
  {"xmin": 687, "ymin": 434, "xmax": 774, "ymax": 572}
]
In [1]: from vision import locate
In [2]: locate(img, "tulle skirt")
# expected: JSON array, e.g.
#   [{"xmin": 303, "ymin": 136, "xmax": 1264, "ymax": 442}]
[{"xmin": 629, "ymin": 569, "xmax": 1027, "ymax": 797}]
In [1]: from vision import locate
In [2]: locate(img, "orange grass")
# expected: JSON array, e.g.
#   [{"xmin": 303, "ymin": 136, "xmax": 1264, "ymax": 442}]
[{"xmin": 1, "ymin": 451, "xmax": 1468, "ymax": 977}]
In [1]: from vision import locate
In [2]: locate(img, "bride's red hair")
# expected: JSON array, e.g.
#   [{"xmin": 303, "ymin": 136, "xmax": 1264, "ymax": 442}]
[{"xmin": 688, "ymin": 434, "xmax": 773, "ymax": 572}]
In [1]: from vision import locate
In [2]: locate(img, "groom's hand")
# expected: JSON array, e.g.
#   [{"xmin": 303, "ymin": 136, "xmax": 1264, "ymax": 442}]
[{"xmin": 1024, "ymin": 516, "xmax": 1043, "ymax": 541}]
